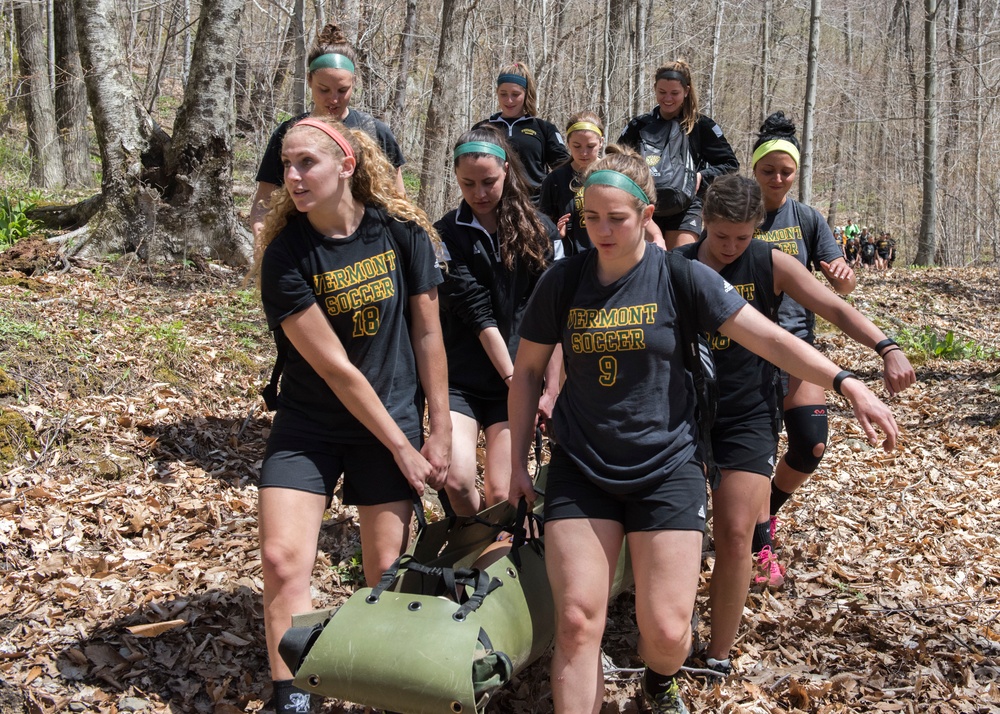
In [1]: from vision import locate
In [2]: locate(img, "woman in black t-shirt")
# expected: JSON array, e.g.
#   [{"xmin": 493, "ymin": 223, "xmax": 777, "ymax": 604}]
[
  {"xmin": 679, "ymin": 175, "xmax": 915, "ymax": 677},
  {"xmin": 250, "ymin": 23, "xmax": 407, "ymax": 241},
  {"xmin": 538, "ymin": 110, "xmax": 604, "ymax": 254},
  {"xmin": 436, "ymin": 127, "xmax": 560, "ymax": 515},
  {"xmin": 252, "ymin": 116, "xmax": 450, "ymax": 713},
  {"xmin": 619, "ymin": 59, "xmax": 738, "ymax": 249},
  {"xmin": 508, "ymin": 148, "xmax": 898, "ymax": 714},
  {"xmin": 473, "ymin": 63, "xmax": 569, "ymax": 195}
]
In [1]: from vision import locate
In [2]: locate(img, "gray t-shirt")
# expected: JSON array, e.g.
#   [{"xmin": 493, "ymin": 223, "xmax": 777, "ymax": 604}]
[
  {"xmin": 519, "ymin": 245, "xmax": 745, "ymax": 493},
  {"xmin": 753, "ymin": 198, "xmax": 841, "ymax": 341}
]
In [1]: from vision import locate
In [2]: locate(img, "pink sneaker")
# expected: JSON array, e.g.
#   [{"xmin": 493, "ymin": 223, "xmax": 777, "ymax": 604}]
[
  {"xmin": 754, "ymin": 545, "xmax": 786, "ymax": 588},
  {"xmin": 768, "ymin": 516, "xmax": 780, "ymax": 545}
]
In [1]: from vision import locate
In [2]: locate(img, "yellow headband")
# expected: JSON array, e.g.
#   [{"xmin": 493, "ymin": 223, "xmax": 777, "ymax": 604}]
[
  {"xmin": 752, "ymin": 139, "xmax": 800, "ymax": 168},
  {"xmin": 566, "ymin": 121, "xmax": 603, "ymax": 138}
]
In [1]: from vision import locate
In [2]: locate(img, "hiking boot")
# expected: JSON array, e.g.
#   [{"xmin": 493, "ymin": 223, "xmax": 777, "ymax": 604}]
[
  {"xmin": 754, "ymin": 545, "xmax": 785, "ymax": 588},
  {"xmin": 642, "ymin": 677, "xmax": 690, "ymax": 714}
]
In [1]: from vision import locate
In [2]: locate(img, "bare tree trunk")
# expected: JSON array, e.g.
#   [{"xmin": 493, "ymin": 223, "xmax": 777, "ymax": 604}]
[
  {"xmin": 74, "ymin": 0, "xmax": 158, "ymax": 249},
  {"xmin": 707, "ymin": 0, "xmax": 724, "ymax": 115},
  {"xmin": 800, "ymin": 0, "xmax": 820, "ymax": 205},
  {"xmin": 292, "ymin": 0, "xmax": 306, "ymax": 115},
  {"xmin": 53, "ymin": 0, "xmax": 91, "ymax": 187},
  {"xmin": 15, "ymin": 0, "xmax": 65, "ymax": 188},
  {"xmin": 915, "ymin": 0, "xmax": 939, "ymax": 265},
  {"xmin": 915, "ymin": 0, "xmax": 938, "ymax": 265},
  {"xmin": 827, "ymin": 5, "xmax": 853, "ymax": 228},
  {"xmin": 759, "ymin": 0, "xmax": 772, "ymax": 125},
  {"xmin": 419, "ymin": 0, "xmax": 474, "ymax": 220},
  {"xmin": 599, "ymin": 1, "xmax": 610, "ymax": 123},
  {"xmin": 72, "ymin": 0, "xmax": 251, "ymax": 264},
  {"xmin": 633, "ymin": 0, "xmax": 649, "ymax": 117},
  {"xmin": 391, "ymin": 0, "xmax": 417, "ymax": 126}
]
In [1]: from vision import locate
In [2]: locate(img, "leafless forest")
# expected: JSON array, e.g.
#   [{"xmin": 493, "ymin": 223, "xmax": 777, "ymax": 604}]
[{"xmin": 2, "ymin": 0, "xmax": 999, "ymax": 265}]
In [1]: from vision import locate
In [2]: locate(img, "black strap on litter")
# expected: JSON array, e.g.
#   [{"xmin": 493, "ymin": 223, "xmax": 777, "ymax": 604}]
[{"xmin": 364, "ymin": 553, "xmax": 502, "ymax": 620}]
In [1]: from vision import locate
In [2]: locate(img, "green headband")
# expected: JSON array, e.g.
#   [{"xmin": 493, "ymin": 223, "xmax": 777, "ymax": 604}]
[
  {"xmin": 584, "ymin": 170, "xmax": 651, "ymax": 205},
  {"xmin": 752, "ymin": 139, "xmax": 800, "ymax": 168},
  {"xmin": 453, "ymin": 141, "xmax": 507, "ymax": 161},
  {"xmin": 309, "ymin": 53, "xmax": 356, "ymax": 74}
]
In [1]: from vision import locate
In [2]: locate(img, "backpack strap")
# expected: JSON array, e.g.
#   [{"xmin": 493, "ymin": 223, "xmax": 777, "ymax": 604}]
[
  {"xmin": 555, "ymin": 251, "xmax": 590, "ymax": 329},
  {"xmin": 665, "ymin": 251, "xmax": 721, "ymax": 486},
  {"xmin": 262, "ymin": 329, "xmax": 289, "ymax": 411}
]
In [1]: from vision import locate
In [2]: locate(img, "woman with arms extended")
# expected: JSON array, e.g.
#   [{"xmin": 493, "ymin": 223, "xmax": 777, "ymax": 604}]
[
  {"xmin": 619, "ymin": 59, "xmax": 738, "ymax": 249},
  {"xmin": 436, "ymin": 126, "xmax": 560, "ymax": 515},
  {"xmin": 507, "ymin": 147, "xmax": 898, "ymax": 714},
  {"xmin": 749, "ymin": 111, "xmax": 913, "ymax": 583},
  {"xmin": 251, "ymin": 23, "xmax": 407, "ymax": 241},
  {"xmin": 253, "ymin": 116, "xmax": 450, "ymax": 713},
  {"xmin": 474, "ymin": 62, "xmax": 569, "ymax": 197},
  {"xmin": 677, "ymin": 174, "xmax": 916, "ymax": 676}
]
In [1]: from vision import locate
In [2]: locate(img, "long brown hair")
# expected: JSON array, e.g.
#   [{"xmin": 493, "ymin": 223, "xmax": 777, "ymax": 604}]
[
  {"xmin": 249, "ymin": 117, "xmax": 441, "ymax": 283},
  {"xmin": 654, "ymin": 59, "xmax": 699, "ymax": 134},
  {"xmin": 453, "ymin": 126, "xmax": 550, "ymax": 274}
]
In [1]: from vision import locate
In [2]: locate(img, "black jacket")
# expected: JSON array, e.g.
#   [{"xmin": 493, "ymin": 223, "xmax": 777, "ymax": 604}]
[
  {"xmin": 619, "ymin": 109, "xmax": 738, "ymax": 193},
  {"xmin": 435, "ymin": 202, "xmax": 558, "ymax": 398}
]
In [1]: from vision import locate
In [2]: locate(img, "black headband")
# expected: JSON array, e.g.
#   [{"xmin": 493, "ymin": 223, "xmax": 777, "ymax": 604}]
[{"xmin": 657, "ymin": 70, "xmax": 689, "ymax": 86}]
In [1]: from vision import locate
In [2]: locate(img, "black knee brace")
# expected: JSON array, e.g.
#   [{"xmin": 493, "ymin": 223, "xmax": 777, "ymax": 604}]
[{"xmin": 783, "ymin": 405, "xmax": 828, "ymax": 474}]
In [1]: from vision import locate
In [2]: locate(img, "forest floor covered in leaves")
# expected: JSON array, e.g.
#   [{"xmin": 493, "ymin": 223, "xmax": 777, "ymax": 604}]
[{"xmin": 0, "ymin": 239, "xmax": 998, "ymax": 714}]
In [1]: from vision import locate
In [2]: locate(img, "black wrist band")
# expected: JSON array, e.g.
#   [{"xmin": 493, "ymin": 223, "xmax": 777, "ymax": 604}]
[
  {"xmin": 833, "ymin": 370, "xmax": 857, "ymax": 396},
  {"xmin": 881, "ymin": 346, "xmax": 902, "ymax": 358},
  {"xmin": 874, "ymin": 338, "xmax": 898, "ymax": 353}
]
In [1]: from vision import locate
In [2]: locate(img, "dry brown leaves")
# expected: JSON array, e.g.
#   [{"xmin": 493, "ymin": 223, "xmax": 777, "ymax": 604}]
[{"xmin": 1, "ymin": 259, "xmax": 998, "ymax": 714}]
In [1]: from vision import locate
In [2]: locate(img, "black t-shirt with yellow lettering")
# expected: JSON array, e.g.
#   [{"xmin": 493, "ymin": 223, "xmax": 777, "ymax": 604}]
[
  {"xmin": 260, "ymin": 207, "xmax": 443, "ymax": 442},
  {"xmin": 753, "ymin": 198, "xmax": 841, "ymax": 341},
  {"xmin": 519, "ymin": 245, "xmax": 745, "ymax": 493},
  {"xmin": 677, "ymin": 239, "xmax": 782, "ymax": 422}
]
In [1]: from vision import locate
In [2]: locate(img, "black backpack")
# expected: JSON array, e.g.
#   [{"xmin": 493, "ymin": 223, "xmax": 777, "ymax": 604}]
[
  {"xmin": 554, "ymin": 250, "xmax": 720, "ymax": 484},
  {"xmin": 638, "ymin": 118, "xmax": 698, "ymax": 217},
  {"xmin": 262, "ymin": 212, "xmax": 414, "ymax": 411}
]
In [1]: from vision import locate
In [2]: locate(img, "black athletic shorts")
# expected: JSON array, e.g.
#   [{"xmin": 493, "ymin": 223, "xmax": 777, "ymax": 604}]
[
  {"xmin": 652, "ymin": 196, "xmax": 703, "ymax": 236},
  {"xmin": 260, "ymin": 434, "xmax": 417, "ymax": 506},
  {"xmin": 711, "ymin": 413, "xmax": 779, "ymax": 479},
  {"xmin": 543, "ymin": 446, "xmax": 707, "ymax": 533},
  {"xmin": 448, "ymin": 388, "xmax": 508, "ymax": 428}
]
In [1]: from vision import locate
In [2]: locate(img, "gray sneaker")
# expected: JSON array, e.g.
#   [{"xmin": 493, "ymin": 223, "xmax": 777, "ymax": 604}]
[{"xmin": 642, "ymin": 677, "xmax": 690, "ymax": 714}]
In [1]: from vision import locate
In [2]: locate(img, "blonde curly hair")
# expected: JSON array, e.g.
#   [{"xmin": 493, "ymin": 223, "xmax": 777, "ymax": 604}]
[{"xmin": 248, "ymin": 117, "xmax": 442, "ymax": 284}]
